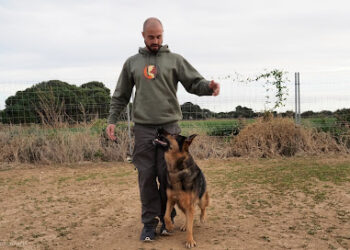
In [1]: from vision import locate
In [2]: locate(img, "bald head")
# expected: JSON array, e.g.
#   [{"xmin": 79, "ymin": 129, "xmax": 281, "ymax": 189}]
[
  {"xmin": 143, "ymin": 17, "xmax": 163, "ymax": 32},
  {"xmin": 142, "ymin": 17, "xmax": 164, "ymax": 53}
]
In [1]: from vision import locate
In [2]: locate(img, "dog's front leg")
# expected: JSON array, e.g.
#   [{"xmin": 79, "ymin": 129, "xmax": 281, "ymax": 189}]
[
  {"xmin": 164, "ymin": 189, "xmax": 175, "ymax": 232},
  {"xmin": 185, "ymin": 206, "xmax": 196, "ymax": 248}
]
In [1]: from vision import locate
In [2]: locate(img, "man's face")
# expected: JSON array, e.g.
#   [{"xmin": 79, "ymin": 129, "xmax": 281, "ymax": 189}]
[{"xmin": 142, "ymin": 23, "xmax": 163, "ymax": 53}]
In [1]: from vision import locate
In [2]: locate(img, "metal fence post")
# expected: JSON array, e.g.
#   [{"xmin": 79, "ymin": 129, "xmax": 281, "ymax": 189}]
[
  {"xmin": 126, "ymin": 88, "xmax": 135, "ymax": 163},
  {"xmin": 295, "ymin": 73, "xmax": 298, "ymax": 123},
  {"xmin": 298, "ymin": 73, "xmax": 301, "ymax": 124},
  {"xmin": 295, "ymin": 72, "xmax": 301, "ymax": 124}
]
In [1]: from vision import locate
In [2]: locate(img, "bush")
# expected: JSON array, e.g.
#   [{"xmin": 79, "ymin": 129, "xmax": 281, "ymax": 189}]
[{"xmin": 230, "ymin": 117, "xmax": 347, "ymax": 158}]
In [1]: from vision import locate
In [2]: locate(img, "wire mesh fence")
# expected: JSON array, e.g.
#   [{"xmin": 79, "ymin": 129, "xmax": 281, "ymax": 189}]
[
  {"xmin": 0, "ymin": 72, "xmax": 349, "ymax": 138},
  {"xmin": 1, "ymin": 73, "xmax": 349, "ymax": 164}
]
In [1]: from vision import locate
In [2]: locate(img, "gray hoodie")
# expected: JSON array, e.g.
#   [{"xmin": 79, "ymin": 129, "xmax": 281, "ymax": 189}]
[{"xmin": 108, "ymin": 45, "xmax": 213, "ymax": 125}]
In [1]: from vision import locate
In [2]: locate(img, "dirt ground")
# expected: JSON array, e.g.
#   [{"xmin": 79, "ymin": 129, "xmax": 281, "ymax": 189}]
[{"xmin": 0, "ymin": 157, "xmax": 349, "ymax": 250}]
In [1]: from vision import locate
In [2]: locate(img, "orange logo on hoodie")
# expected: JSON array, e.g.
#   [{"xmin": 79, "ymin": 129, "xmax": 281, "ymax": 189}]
[{"xmin": 144, "ymin": 65, "xmax": 157, "ymax": 79}]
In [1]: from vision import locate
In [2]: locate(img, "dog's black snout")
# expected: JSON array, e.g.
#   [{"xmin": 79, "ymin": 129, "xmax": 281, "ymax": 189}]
[
  {"xmin": 157, "ymin": 127, "xmax": 170, "ymax": 137},
  {"xmin": 156, "ymin": 127, "xmax": 165, "ymax": 135}
]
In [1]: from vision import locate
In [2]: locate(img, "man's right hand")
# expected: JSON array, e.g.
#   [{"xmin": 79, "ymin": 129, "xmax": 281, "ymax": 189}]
[{"xmin": 106, "ymin": 124, "xmax": 117, "ymax": 141}]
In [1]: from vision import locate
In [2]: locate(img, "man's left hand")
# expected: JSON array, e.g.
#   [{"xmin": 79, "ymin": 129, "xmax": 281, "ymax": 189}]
[{"xmin": 209, "ymin": 80, "xmax": 220, "ymax": 96}]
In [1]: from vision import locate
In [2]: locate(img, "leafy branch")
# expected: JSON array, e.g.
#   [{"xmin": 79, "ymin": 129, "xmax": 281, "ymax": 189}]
[
  {"xmin": 218, "ymin": 69, "xmax": 289, "ymax": 111},
  {"xmin": 253, "ymin": 69, "xmax": 289, "ymax": 111}
]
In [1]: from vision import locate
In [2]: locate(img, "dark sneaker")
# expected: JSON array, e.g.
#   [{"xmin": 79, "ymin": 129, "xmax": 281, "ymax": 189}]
[
  {"xmin": 140, "ymin": 218, "xmax": 159, "ymax": 242},
  {"xmin": 140, "ymin": 225, "xmax": 156, "ymax": 242}
]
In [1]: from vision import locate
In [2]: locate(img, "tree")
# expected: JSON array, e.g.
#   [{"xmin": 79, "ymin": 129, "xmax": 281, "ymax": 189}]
[
  {"xmin": 80, "ymin": 81, "xmax": 111, "ymax": 121},
  {"xmin": 1, "ymin": 80, "xmax": 111, "ymax": 124},
  {"xmin": 318, "ymin": 110, "xmax": 333, "ymax": 117},
  {"xmin": 334, "ymin": 108, "xmax": 350, "ymax": 125},
  {"xmin": 301, "ymin": 110, "xmax": 315, "ymax": 118},
  {"xmin": 235, "ymin": 105, "xmax": 256, "ymax": 118},
  {"xmin": 181, "ymin": 102, "xmax": 207, "ymax": 120}
]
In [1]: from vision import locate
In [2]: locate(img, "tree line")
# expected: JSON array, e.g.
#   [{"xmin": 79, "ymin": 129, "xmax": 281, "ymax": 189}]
[{"xmin": 1, "ymin": 80, "xmax": 349, "ymax": 124}]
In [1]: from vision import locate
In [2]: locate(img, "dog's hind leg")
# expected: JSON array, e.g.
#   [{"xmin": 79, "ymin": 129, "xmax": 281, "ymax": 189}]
[{"xmin": 198, "ymin": 191, "xmax": 209, "ymax": 223}]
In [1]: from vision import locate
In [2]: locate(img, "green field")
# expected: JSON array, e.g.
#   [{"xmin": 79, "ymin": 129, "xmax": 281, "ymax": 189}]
[{"xmin": 1, "ymin": 116, "xmax": 344, "ymax": 136}]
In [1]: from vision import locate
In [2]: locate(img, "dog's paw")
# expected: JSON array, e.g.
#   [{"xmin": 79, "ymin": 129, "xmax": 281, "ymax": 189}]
[
  {"xmin": 165, "ymin": 222, "xmax": 174, "ymax": 232},
  {"xmin": 185, "ymin": 239, "xmax": 196, "ymax": 248},
  {"xmin": 160, "ymin": 228, "xmax": 173, "ymax": 236},
  {"xmin": 180, "ymin": 223, "xmax": 187, "ymax": 231},
  {"xmin": 200, "ymin": 215, "xmax": 206, "ymax": 223}
]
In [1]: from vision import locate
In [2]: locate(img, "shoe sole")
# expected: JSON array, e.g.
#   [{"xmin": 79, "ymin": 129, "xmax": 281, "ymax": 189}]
[{"xmin": 142, "ymin": 237, "xmax": 154, "ymax": 242}]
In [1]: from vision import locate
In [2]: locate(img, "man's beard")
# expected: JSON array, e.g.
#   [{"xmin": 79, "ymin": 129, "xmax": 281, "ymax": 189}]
[{"xmin": 145, "ymin": 43, "xmax": 161, "ymax": 54}]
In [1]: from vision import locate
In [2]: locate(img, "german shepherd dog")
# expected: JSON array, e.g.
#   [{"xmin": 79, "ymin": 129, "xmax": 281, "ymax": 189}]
[{"xmin": 153, "ymin": 128, "xmax": 209, "ymax": 248}]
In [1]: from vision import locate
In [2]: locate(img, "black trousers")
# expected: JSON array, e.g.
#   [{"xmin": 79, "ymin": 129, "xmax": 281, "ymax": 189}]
[{"xmin": 132, "ymin": 122, "xmax": 180, "ymax": 225}]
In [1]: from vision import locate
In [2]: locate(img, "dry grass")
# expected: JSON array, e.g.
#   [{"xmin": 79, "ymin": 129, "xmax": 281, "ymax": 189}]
[
  {"xmin": 0, "ymin": 124, "xmax": 130, "ymax": 164},
  {"xmin": 230, "ymin": 117, "xmax": 348, "ymax": 158},
  {"xmin": 0, "ymin": 117, "xmax": 348, "ymax": 164},
  {"xmin": 189, "ymin": 135, "xmax": 231, "ymax": 159}
]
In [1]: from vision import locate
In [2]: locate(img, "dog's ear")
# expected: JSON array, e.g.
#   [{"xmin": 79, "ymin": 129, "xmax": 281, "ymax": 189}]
[
  {"xmin": 186, "ymin": 134, "xmax": 198, "ymax": 144},
  {"xmin": 183, "ymin": 134, "xmax": 198, "ymax": 151}
]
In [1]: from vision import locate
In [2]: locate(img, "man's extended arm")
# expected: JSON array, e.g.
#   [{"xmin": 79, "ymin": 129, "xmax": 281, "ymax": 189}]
[{"xmin": 178, "ymin": 57, "xmax": 220, "ymax": 96}]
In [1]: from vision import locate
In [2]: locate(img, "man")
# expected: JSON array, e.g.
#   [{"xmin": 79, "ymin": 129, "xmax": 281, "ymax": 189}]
[{"xmin": 106, "ymin": 17, "xmax": 220, "ymax": 242}]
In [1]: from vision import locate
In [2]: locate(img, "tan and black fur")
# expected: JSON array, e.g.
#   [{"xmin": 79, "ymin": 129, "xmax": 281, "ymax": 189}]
[{"xmin": 153, "ymin": 128, "xmax": 209, "ymax": 248}]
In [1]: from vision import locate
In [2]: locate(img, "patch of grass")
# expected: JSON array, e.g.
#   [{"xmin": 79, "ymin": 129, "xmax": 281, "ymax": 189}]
[
  {"xmin": 307, "ymin": 228, "xmax": 317, "ymax": 235},
  {"xmin": 206, "ymin": 158, "xmax": 350, "ymax": 196},
  {"xmin": 313, "ymin": 190, "xmax": 327, "ymax": 203},
  {"xmin": 75, "ymin": 173, "xmax": 99, "ymax": 182},
  {"xmin": 32, "ymin": 232, "xmax": 45, "ymax": 238},
  {"xmin": 56, "ymin": 196, "xmax": 76, "ymax": 204},
  {"xmin": 15, "ymin": 176, "xmax": 39, "ymax": 186},
  {"xmin": 55, "ymin": 226, "xmax": 70, "ymax": 237},
  {"xmin": 303, "ymin": 117, "xmax": 337, "ymax": 133},
  {"xmin": 260, "ymin": 235, "xmax": 271, "ymax": 242},
  {"xmin": 74, "ymin": 171, "xmax": 133, "ymax": 182},
  {"xmin": 112, "ymin": 171, "xmax": 133, "ymax": 178},
  {"xmin": 179, "ymin": 119, "xmax": 240, "ymax": 134},
  {"xmin": 0, "ymin": 177, "xmax": 11, "ymax": 186},
  {"xmin": 58, "ymin": 176, "xmax": 72, "ymax": 184}
]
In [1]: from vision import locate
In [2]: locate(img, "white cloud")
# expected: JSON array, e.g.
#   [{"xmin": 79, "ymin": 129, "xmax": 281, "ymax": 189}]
[{"xmin": 0, "ymin": 0, "xmax": 350, "ymax": 111}]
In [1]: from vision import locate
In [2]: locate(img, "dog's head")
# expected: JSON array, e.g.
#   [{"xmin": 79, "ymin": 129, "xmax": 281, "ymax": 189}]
[{"xmin": 153, "ymin": 128, "xmax": 197, "ymax": 154}]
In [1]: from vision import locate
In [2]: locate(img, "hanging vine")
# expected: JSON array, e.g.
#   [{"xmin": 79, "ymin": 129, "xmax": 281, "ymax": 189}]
[
  {"xmin": 253, "ymin": 69, "xmax": 289, "ymax": 111},
  {"xmin": 218, "ymin": 69, "xmax": 289, "ymax": 112}
]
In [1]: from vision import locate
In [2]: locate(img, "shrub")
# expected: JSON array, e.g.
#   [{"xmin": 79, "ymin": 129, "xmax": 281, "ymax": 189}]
[{"xmin": 230, "ymin": 117, "xmax": 347, "ymax": 158}]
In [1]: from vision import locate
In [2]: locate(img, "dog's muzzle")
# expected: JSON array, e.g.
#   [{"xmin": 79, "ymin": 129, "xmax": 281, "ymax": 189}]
[{"xmin": 152, "ymin": 137, "xmax": 168, "ymax": 147}]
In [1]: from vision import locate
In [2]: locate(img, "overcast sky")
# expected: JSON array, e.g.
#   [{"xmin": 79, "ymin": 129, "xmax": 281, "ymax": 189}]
[{"xmin": 1, "ymin": 0, "xmax": 350, "ymax": 111}]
